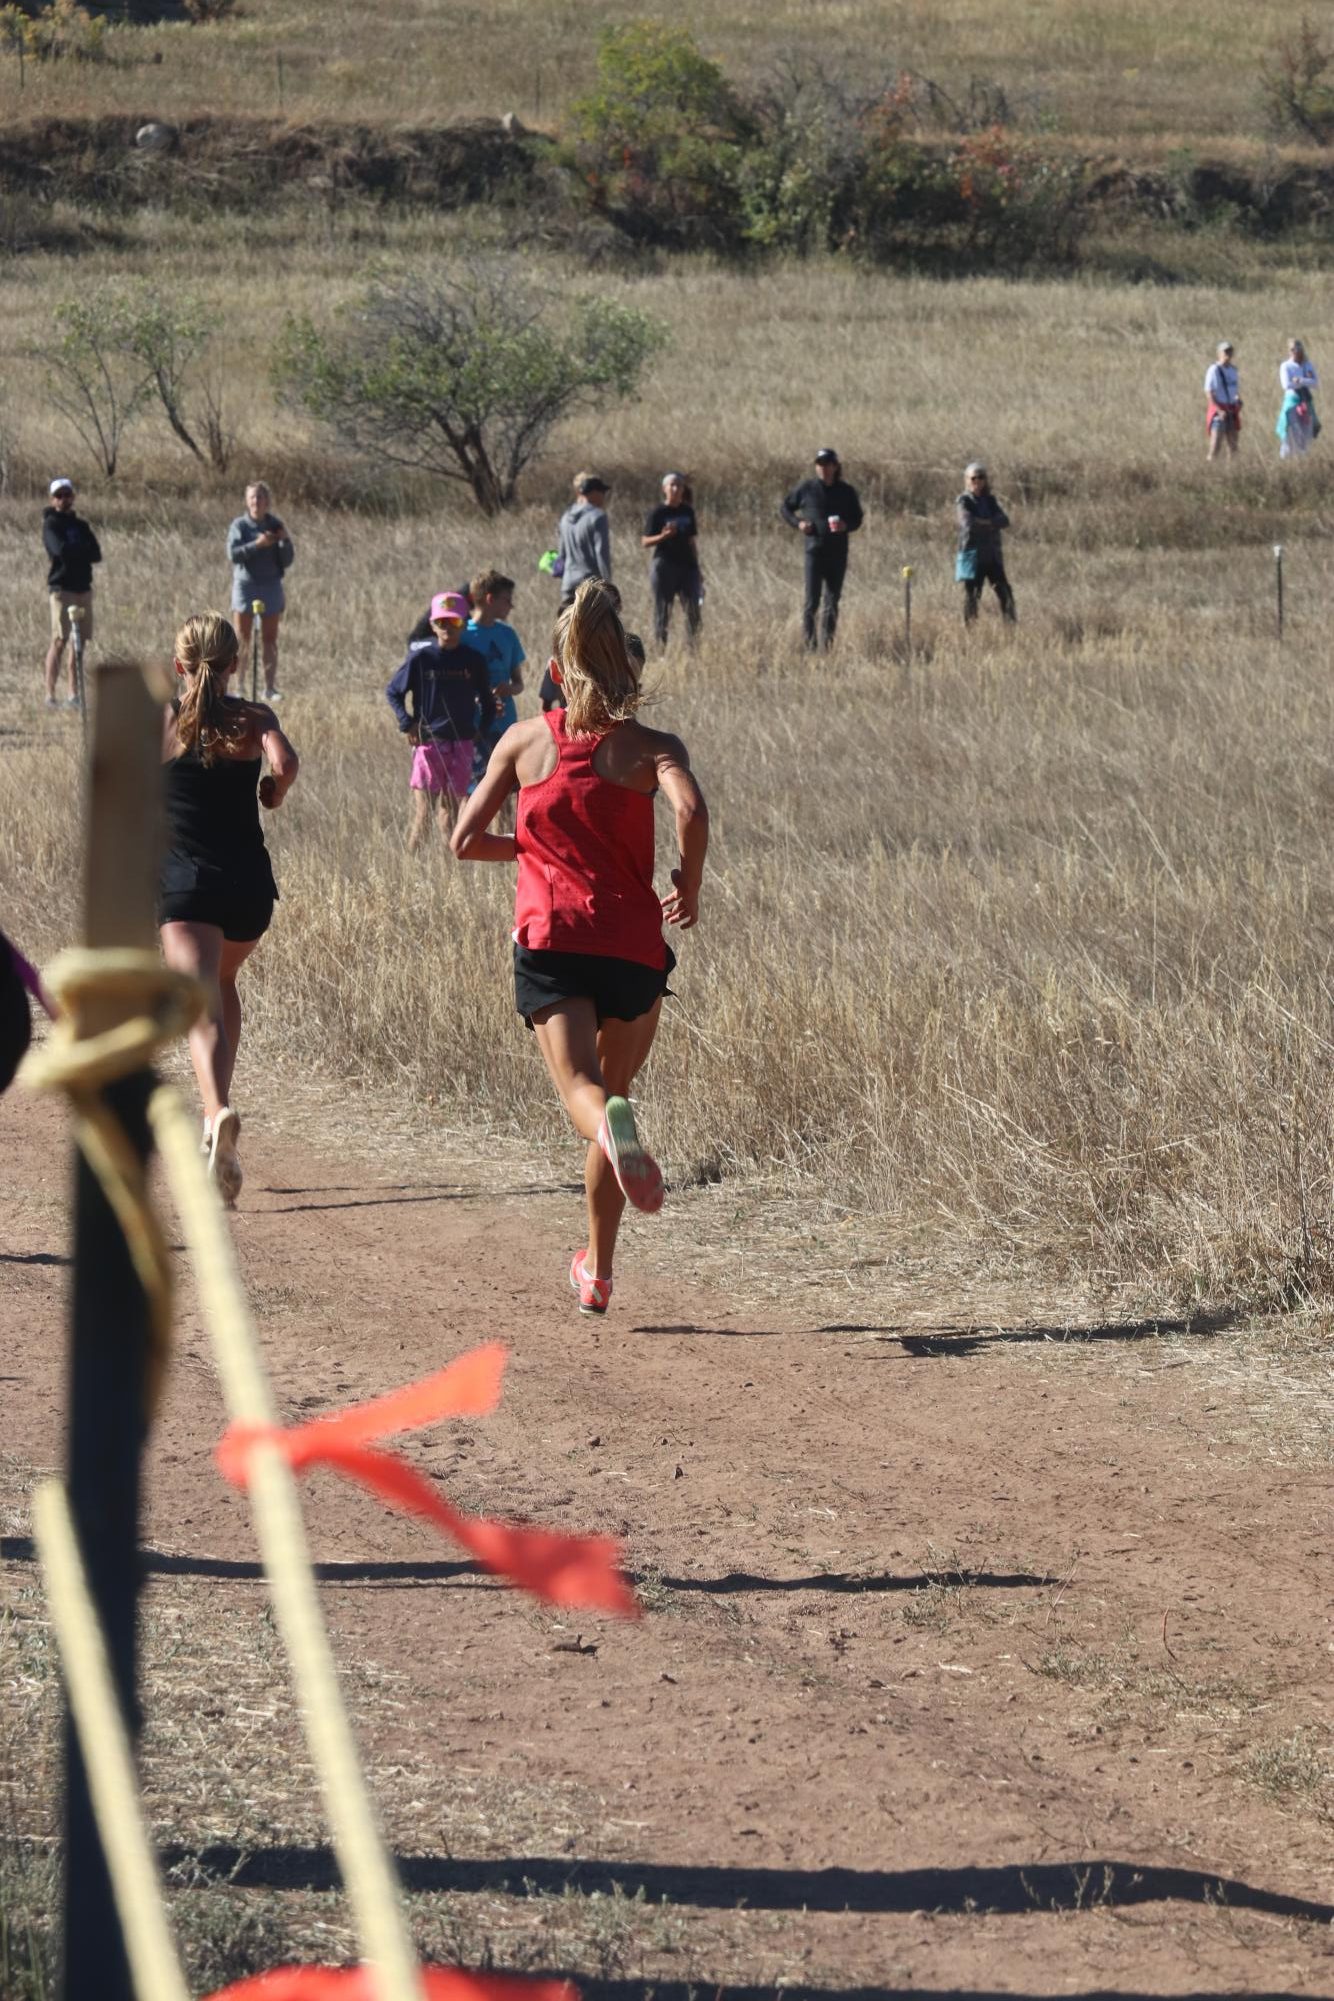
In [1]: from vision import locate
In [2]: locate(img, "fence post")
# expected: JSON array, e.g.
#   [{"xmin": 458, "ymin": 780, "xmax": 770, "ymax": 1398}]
[
  {"xmin": 1274, "ymin": 543, "xmax": 1284, "ymax": 641},
  {"xmin": 902, "ymin": 564, "xmax": 913, "ymax": 664},
  {"xmin": 60, "ymin": 661, "xmax": 164, "ymax": 2001}
]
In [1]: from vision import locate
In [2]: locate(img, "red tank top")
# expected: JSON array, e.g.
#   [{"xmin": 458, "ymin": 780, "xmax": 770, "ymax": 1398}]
[{"xmin": 513, "ymin": 712, "xmax": 664, "ymax": 968}]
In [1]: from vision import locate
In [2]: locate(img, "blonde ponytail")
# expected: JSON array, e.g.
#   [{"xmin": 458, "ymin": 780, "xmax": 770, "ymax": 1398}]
[
  {"xmin": 173, "ymin": 613, "xmax": 243, "ymax": 765},
  {"xmin": 555, "ymin": 579, "xmax": 642, "ymax": 737}
]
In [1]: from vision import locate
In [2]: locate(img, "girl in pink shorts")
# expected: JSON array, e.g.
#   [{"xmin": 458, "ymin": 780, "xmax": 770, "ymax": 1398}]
[{"xmin": 385, "ymin": 590, "xmax": 494, "ymax": 848}]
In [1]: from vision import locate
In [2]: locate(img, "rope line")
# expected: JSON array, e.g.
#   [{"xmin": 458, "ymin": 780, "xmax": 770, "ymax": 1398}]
[
  {"xmin": 151, "ymin": 1083, "xmax": 426, "ymax": 2001},
  {"xmin": 32, "ymin": 1480, "xmax": 193, "ymax": 2001},
  {"xmin": 20, "ymin": 946, "xmax": 205, "ymax": 1414}
]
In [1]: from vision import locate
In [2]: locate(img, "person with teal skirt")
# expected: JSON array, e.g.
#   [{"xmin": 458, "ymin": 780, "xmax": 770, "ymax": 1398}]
[
  {"xmin": 955, "ymin": 461, "xmax": 1015, "ymax": 625},
  {"xmin": 1277, "ymin": 339, "xmax": 1320, "ymax": 460}
]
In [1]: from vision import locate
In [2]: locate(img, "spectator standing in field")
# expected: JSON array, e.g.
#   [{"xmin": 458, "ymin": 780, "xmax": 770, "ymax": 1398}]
[
  {"xmin": 1277, "ymin": 338, "xmax": 1320, "ymax": 459},
  {"xmin": 386, "ymin": 590, "xmax": 493, "ymax": 847},
  {"xmin": 1204, "ymin": 342, "xmax": 1242, "ymax": 462},
  {"xmin": 42, "ymin": 477, "xmax": 101, "ymax": 709},
  {"xmin": 956, "ymin": 462, "xmax": 1016, "ymax": 625},
  {"xmin": 157, "ymin": 613, "xmax": 299, "ymax": 1209},
  {"xmin": 780, "ymin": 447, "xmax": 863, "ymax": 651},
  {"xmin": 227, "ymin": 481, "xmax": 294, "ymax": 700},
  {"xmin": 642, "ymin": 472, "xmax": 702, "ymax": 649},
  {"xmin": 451, "ymin": 579, "xmax": 707, "ymax": 1318},
  {"xmin": 556, "ymin": 472, "xmax": 612, "ymax": 608}
]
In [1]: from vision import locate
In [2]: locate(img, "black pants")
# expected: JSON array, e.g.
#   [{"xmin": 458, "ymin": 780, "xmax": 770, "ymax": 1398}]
[
  {"xmin": 963, "ymin": 558, "xmax": 1015, "ymax": 623},
  {"xmin": 803, "ymin": 540, "xmax": 848, "ymax": 649},
  {"xmin": 651, "ymin": 563, "xmax": 701, "ymax": 647}
]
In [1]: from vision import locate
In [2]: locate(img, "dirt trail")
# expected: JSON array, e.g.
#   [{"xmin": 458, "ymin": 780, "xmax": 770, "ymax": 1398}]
[{"xmin": 3, "ymin": 1085, "xmax": 1332, "ymax": 1999}]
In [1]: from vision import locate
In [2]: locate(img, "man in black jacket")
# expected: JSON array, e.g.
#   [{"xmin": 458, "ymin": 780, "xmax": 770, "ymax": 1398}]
[
  {"xmin": 42, "ymin": 477, "xmax": 102, "ymax": 708},
  {"xmin": 780, "ymin": 447, "xmax": 864, "ymax": 650}
]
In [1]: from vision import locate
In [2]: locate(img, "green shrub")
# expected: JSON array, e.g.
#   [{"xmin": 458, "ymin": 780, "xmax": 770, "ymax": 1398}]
[
  {"xmin": 1260, "ymin": 15, "xmax": 1334, "ymax": 144},
  {"xmin": 568, "ymin": 21, "xmax": 754, "ymax": 250},
  {"xmin": 0, "ymin": 0, "xmax": 105, "ymax": 63}
]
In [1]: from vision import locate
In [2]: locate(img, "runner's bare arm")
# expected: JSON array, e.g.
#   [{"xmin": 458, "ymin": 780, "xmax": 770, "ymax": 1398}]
[
  {"xmin": 256, "ymin": 709, "xmax": 299, "ymax": 809},
  {"xmin": 451, "ymin": 726, "xmax": 522, "ymax": 862},
  {"xmin": 652, "ymin": 732, "xmax": 708, "ymax": 928}
]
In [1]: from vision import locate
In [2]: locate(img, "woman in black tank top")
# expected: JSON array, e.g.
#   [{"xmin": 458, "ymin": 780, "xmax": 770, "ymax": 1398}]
[{"xmin": 159, "ymin": 612, "xmax": 299, "ymax": 1209}]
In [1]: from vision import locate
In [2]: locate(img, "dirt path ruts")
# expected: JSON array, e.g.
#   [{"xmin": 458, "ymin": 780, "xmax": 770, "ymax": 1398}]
[{"xmin": 3, "ymin": 1086, "xmax": 1331, "ymax": 1998}]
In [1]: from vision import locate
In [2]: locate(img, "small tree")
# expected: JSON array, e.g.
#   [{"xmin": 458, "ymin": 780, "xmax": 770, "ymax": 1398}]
[
  {"xmin": 41, "ymin": 292, "xmax": 155, "ymax": 480},
  {"xmin": 275, "ymin": 265, "xmax": 665, "ymax": 513},
  {"xmin": 1260, "ymin": 16, "xmax": 1334, "ymax": 144},
  {"xmin": 118, "ymin": 291, "xmax": 235, "ymax": 470}
]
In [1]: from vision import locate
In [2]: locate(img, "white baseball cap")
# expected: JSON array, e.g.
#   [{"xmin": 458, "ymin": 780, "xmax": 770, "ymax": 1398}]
[{"xmin": 49, "ymin": 477, "xmax": 74, "ymax": 495}]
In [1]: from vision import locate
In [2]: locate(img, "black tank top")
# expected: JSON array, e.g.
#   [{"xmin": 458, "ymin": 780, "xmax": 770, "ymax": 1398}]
[{"xmin": 164, "ymin": 730, "xmax": 265, "ymax": 871}]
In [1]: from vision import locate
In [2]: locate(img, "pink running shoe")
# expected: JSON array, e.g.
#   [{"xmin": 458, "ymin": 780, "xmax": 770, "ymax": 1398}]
[
  {"xmin": 569, "ymin": 1250, "xmax": 612, "ymax": 1316},
  {"xmin": 596, "ymin": 1095, "xmax": 664, "ymax": 1215}
]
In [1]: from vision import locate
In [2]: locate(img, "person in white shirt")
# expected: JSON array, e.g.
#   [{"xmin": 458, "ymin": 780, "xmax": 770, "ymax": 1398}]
[
  {"xmin": 1204, "ymin": 342, "xmax": 1241, "ymax": 462},
  {"xmin": 1277, "ymin": 338, "xmax": 1320, "ymax": 459}
]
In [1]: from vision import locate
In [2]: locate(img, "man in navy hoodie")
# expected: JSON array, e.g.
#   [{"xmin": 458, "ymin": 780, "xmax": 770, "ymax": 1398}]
[
  {"xmin": 780, "ymin": 447, "xmax": 863, "ymax": 651},
  {"xmin": 42, "ymin": 477, "xmax": 102, "ymax": 708}
]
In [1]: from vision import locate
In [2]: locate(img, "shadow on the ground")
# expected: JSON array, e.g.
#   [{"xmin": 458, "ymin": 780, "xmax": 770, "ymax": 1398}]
[
  {"xmin": 258, "ymin": 1181, "xmax": 581, "ymax": 1214},
  {"xmin": 0, "ymin": 1540, "xmax": 1053, "ymax": 1599},
  {"xmin": 634, "ymin": 1311, "xmax": 1239, "ymax": 1356},
  {"xmin": 0, "ymin": 1250, "xmax": 70, "ymax": 1267},
  {"xmin": 155, "ymin": 1848, "xmax": 1334, "ymax": 1926}
]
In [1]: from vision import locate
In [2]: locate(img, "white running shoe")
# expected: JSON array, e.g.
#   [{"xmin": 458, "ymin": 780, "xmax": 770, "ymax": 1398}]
[{"xmin": 208, "ymin": 1106, "xmax": 243, "ymax": 1209}]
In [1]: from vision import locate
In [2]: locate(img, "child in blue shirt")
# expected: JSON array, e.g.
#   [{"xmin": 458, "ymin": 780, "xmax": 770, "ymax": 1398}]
[{"xmin": 466, "ymin": 568, "xmax": 526, "ymax": 794}]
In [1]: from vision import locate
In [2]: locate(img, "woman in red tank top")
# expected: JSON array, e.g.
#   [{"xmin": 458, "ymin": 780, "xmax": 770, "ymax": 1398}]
[{"xmin": 452, "ymin": 580, "xmax": 709, "ymax": 1318}]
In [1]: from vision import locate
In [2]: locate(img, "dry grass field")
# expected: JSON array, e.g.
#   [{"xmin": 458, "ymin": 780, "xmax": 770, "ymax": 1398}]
[
  {"xmin": 0, "ymin": 0, "xmax": 1311, "ymax": 147},
  {"xmin": 6, "ymin": 238, "xmax": 1334, "ymax": 1304}
]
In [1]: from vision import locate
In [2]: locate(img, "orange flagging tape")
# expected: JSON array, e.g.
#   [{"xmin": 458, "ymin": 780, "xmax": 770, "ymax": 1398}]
[
  {"xmin": 215, "ymin": 1344, "xmax": 639, "ymax": 1618},
  {"xmin": 207, "ymin": 1971, "xmax": 578, "ymax": 2001}
]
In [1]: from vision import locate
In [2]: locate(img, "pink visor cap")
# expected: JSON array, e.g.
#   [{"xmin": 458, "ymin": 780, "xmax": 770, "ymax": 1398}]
[{"xmin": 430, "ymin": 591, "xmax": 470, "ymax": 624}]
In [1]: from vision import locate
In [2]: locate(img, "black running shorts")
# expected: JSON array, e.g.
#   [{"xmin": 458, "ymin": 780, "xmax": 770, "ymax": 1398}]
[
  {"xmin": 157, "ymin": 855, "xmax": 277, "ymax": 944},
  {"xmin": 514, "ymin": 944, "xmax": 675, "ymax": 1029}
]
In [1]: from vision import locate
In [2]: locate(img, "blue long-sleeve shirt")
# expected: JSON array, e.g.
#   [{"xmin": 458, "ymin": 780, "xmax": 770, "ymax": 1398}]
[{"xmin": 385, "ymin": 638, "xmax": 492, "ymax": 743}]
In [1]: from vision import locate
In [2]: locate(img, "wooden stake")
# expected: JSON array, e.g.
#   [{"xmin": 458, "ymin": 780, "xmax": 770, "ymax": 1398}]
[
  {"xmin": 251, "ymin": 597, "xmax": 263, "ymax": 702},
  {"xmin": 1274, "ymin": 543, "xmax": 1285, "ymax": 642},
  {"xmin": 902, "ymin": 564, "xmax": 914, "ymax": 665},
  {"xmin": 61, "ymin": 660, "xmax": 164, "ymax": 2001}
]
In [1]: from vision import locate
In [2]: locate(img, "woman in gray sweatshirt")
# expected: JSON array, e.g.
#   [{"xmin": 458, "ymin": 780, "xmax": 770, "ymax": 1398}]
[
  {"xmin": 556, "ymin": 471, "xmax": 612, "ymax": 607},
  {"xmin": 227, "ymin": 480, "xmax": 294, "ymax": 699}
]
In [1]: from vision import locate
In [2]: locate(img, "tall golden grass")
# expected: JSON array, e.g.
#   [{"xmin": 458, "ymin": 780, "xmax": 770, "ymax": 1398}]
[
  {"xmin": 6, "ymin": 247, "xmax": 1334, "ymax": 1304},
  {"xmin": 0, "ymin": 0, "xmax": 1305, "ymax": 148}
]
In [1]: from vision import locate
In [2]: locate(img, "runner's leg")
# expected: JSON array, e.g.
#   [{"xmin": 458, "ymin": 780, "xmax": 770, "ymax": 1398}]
[
  {"xmin": 531, "ymin": 997, "xmax": 665, "ymax": 1280},
  {"xmin": 159, "ymin": 920, "xmax": 228, "ymax": 1122},
  {"xmin": 586, "ymin": 1003, "xmax": 664, "ymax": 1277},
  {"xmin": 216, "ymin": 936, "xmax": 260, "ymax": 1105}
]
